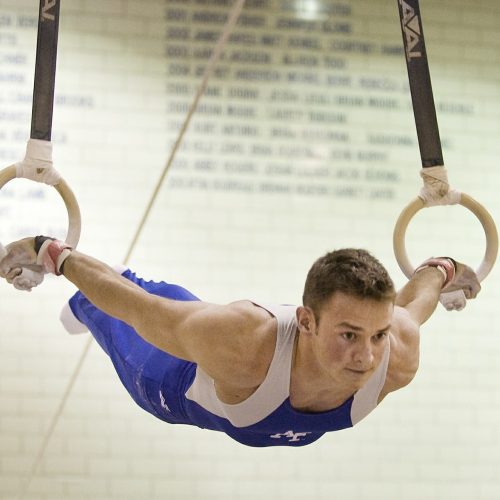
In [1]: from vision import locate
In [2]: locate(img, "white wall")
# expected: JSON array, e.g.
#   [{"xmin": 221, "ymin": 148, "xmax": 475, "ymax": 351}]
[{"xmin": 1, "ymin": 0, "xmax": 499, "ymax": 498}]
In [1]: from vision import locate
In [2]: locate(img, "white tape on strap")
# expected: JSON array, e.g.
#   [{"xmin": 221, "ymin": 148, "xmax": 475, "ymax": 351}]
[
  {"xmin": 15, "ymin": 139, "xmax": 62, "ymax": 185},
  {"xmin": 419, "ymin": 166, "xmax": 461, "ymax": 207}
]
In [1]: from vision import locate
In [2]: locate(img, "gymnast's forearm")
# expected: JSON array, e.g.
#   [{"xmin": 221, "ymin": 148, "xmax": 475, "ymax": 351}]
[
  {"xmin": 62, "ymin": 251, "xmax": 148, "ymax": 326},
  {"xmin": 395, "ymin": 267, "xmax": 444, "ymax": 325}
]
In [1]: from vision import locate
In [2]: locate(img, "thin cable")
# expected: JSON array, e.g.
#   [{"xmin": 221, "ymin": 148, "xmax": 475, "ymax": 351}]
[
  {"xmin": 19, "ymin": 1, "xmax": 245, "ymax": 497},
  {"xmin": 124, "ymin": 0, "xmax": 246, "ymax": 263}
]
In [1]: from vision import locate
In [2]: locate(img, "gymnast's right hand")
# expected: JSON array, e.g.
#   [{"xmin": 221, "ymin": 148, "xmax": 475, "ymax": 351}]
[{"xmin": 0, "ymin": 237, "xmax": 44, "ymax": 291}]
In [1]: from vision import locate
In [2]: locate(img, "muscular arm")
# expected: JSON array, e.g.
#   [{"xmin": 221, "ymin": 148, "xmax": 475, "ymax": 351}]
[
  {"xmin": 381, "ymin": 262, "xmax": 480, "ymax": 400},
  {"xmin": 395, "ymin": 266, "xmax": 444, "ymax": 325},
  {"xmin": 63, "ymin": 251, "xmax": 158, "ymax": 326},
  {"xmin": 62, "ymin": 251, "xmax": 275, "ymax": 386},
  {"xmin": 380, "ymin": 267, "xmax": 445, "ymax": 399}
]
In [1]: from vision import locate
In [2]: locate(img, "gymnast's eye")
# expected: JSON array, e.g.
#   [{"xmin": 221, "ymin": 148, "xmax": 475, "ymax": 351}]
[{"xmin": 342, "ymin": 332, "xmax": 356, "ymax": 341}]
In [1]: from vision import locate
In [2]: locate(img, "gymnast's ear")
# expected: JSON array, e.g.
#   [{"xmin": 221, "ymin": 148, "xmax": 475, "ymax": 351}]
[{"xmin": 296, "ymin": 306, "xmax": 317, "ymax": 336}]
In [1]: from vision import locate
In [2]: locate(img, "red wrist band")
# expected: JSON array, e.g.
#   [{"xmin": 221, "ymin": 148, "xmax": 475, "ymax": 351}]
[
  {"xmin": 36, "ymin": 239, "xmax": 72, "ymax": 275},
  {"xmin": 414, "ymin": 257, "xmax": 456, "ymax": 289},
  {"xmin": 47, "ymin": 240, "xmax": 72, "ymax": 275}
]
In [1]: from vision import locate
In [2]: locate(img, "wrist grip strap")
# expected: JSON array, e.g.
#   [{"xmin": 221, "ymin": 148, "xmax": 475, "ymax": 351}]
[
  {"xmin": 414, "ymin": 257, "xmax": 456, "ymax": 289},
  {"xmin": 35, "ymin": 236, "xmax": 72, "ymax": 275}
]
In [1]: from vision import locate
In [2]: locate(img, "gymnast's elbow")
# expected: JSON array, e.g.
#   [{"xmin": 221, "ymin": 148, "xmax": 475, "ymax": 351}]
[{"xmin": 129, "ymin": 293, "xmax": 195, "ymax": 361}]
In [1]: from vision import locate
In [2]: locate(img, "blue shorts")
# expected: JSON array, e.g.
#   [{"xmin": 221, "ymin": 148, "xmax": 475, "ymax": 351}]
[{"xmin": 67, "ymin": 270, "xmax": 200, "ymax": 418}]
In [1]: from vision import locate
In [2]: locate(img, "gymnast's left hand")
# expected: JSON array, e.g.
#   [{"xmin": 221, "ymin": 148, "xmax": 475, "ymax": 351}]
[{"xmin": 445, "ymin": 260, "xmax": 481, "ymax": 299}]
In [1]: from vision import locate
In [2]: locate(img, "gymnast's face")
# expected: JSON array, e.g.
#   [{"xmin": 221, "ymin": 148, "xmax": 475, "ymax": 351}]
[{"xmin": 303, "ymin": 292, "xmax": 393, "ymax": 390}]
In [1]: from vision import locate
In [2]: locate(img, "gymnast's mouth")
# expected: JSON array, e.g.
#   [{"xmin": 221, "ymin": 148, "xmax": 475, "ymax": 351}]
[{"xmin": 345, "ymin": 368, "xmax": 370, "ymax": 375}]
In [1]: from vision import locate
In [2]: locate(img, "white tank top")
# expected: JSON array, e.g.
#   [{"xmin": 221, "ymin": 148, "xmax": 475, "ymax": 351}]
[{"xmin": 185, "ymin": 302, "xmax": 390, "ymax": 428}]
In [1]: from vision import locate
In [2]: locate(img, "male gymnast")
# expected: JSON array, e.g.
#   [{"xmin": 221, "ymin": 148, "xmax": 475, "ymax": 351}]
[{"xmin": 0, "ymin": 236, "xmax": 480, "ymax": 447}]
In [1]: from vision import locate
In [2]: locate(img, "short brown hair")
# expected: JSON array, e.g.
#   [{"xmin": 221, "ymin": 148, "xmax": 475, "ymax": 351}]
[{"xmin": 302, "ymin": 248, "xmax": 395, "ymax": 318}]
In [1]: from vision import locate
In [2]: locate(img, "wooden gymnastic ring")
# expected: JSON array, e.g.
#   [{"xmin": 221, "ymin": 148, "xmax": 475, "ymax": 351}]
[
  {"xmin": 393, "ymin": 194, "xmax": 498, "ymax": 281},
  {"xmin": 0, "ymin": 164, "xmax": 81, "ymax": 247}
]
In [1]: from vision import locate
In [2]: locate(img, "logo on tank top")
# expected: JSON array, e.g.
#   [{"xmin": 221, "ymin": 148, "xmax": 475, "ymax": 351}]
[{"xmin": 270, "ymin": 430, "xmax": 312, "ymax": 442}]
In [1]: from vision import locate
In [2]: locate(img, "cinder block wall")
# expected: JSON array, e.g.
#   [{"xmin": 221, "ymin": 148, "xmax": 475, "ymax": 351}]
[{"xmin": 1, "ymin": 0, "xmax": 499, "ymax": 499}]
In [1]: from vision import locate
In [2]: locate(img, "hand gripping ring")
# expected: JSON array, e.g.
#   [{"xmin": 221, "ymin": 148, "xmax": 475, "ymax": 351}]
[
  {"xmin": 0, "ymin": 165, "xmax": 81, "ymax": 248},
  {"xmin": 393, "ymin": 193, "xmax": 498, "ymax": 282}
]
